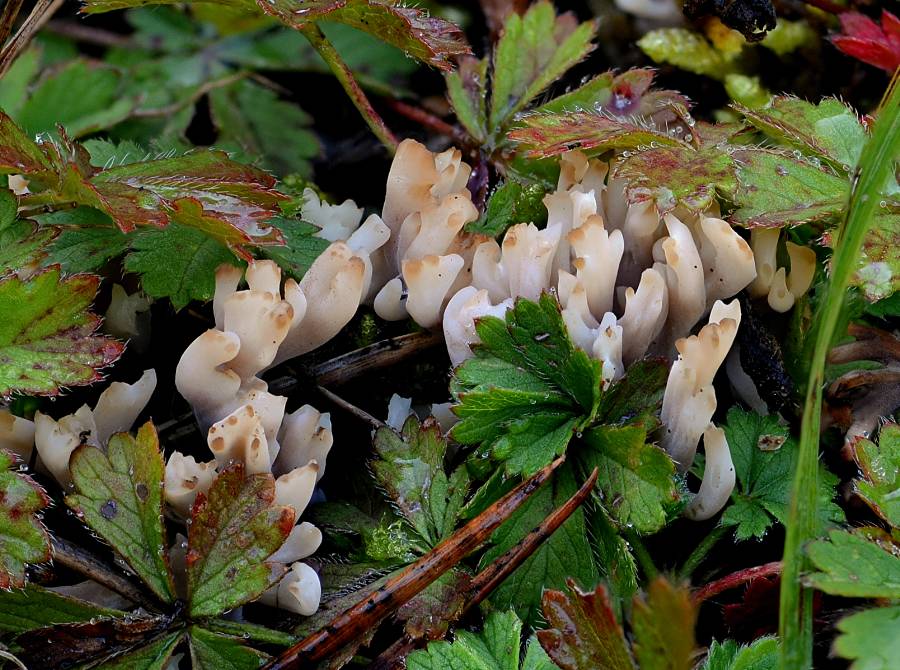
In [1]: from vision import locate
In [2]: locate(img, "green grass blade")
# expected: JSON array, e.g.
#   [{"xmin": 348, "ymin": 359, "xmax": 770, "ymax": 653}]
[{"xmin": 779, "ymin": 73, "xmax": 900, "ymax": 670}]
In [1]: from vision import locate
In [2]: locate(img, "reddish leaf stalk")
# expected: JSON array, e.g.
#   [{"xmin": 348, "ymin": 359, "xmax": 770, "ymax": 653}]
[
  {"xmin": 692, "ymin": 561, "xmax": 783, "ymax": 604},
  {"xmin": 385, "ymin": 98, "xmax": 467, "ymax": 145},
  {"xmin": 300, "ymin": 24, "xmax": 398, "ymax": 154},
  {"xmin": 264, "ymin": 456, "xmax": 567, "ymax": 669}
]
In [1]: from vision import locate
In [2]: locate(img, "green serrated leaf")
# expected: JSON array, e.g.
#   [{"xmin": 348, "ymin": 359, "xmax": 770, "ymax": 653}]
[
  {"xmin": 200, "ymin": 619, "xmax": 296, "ymax": 647},
  {"xmin": 373, "ymin": 415, "xmax": 468, "ymax": 549},
  {"xmin": 66, "ymin": 422, "xmax": 175, "ymax": 603},
  {"xmin": 731, "ymin": 149, "xmax": 849, "ymax": 227},
  {"xmin": 578, "ymin": 423, "xmax": 677, "ymax": 533},
  {"xmin": 699, "ymin": 637, "xmax": 779, "ymax": 670},
  {"xmin": 0, "ymin": 267, "xmax": 124, "ymax": 397},
  {"xmin": 94, "ymin": 631, "xmax": 183, "ymax": 670},
  {"xmin": 638, "ymin": 28, "xmax": 736, "ymax": 80},
  {"xmin": 595, "ymin": 359, "xmax": 668, "ymax": 425},
  {"xmin": 209, "ymin": 79, "xmax": 319, "ymax": 177},
  {"xmin": 588, "ymin": 501, "xmax": 638, "ymax": 616},
  {"xmin": 0, "ymin": 583, "xmax": 123, "ymax": 633},
  {"xmin": 832, "ymin": 606, "xmax": 900, "ymax": 670},
  {"xmin": 478, "ymin": 463, "xmax": 597, "ymax": 625},
  {"xmin": 854, "ymin": 212, "xmax": 899, "ymax": 301},
  {"xmin": 125, "ymin": 223, "xmax": 240, "ymax": 310},
  {"xmin": 187, "ymin": 464, "xmax": 294, "ymax": 617},
  {"xmin": 807, "ymin": 529, "xmax": 900, "ymax": 598},
  {"xmin": 721, "ymin": 408, "xmax": 844, "ymax": 541},
  {"xmin": 451, "ymin": 293, "xmax": 602, "ymax": 476},
  {"xmin": 17, "ymin": 60, "xmax": 135, "ymax": 137},
  {"xmin": 407, "ymin": 609, "xmax": 526, "ymax": 670},
  {"xmin": 0, "ymin": 449, "xmax": 50, "ymax": 589},
  {"xmin": 189, "ymin": 626, "xmax": 270, "ymax": 670},
  {"xmin": 445, "ymin": 57, "xmax": 489, "ymax": 143},
  {"xmin": 0, "ymin": 110, "xmax": 54, "ymax": 176},
  {"xmin": 853, "ymin": 424, "xmax": 900, "ymax": 527},
  {"xmin": 43, "ymin": 213, "xmax": 130, "ymax": 274},
  {"xmin": 466, "ymin": 181, "xmax": 548, "ymax": 238},
  {"xmin": 489, "ymin": 1, "xmax": 596, "ymax": 129},
  {"xmin": 537, "ymin": 580, "xmax": 635, "ymax": 670},
  {"xmin": 736, "ymin": 96, "xmax": 867, "ymax": 171},
  {"xmin": 0, "ymin": 200, "xmax": 58, "ymax": 277},
  {"xmin": 260, "ymin": 217, "xmax": 329, "ymax": 281},
  {"xmin": 631, "ymin": 578, "xmax": 696, "ymax": 670}
]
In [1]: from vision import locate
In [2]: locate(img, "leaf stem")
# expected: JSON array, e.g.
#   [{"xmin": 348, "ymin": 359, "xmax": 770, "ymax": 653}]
[
  {"xmin": 679, "ymin": 524, "xmax": 728, "ymax": 580},
  {"xmin": 624, "ymin": 527, "xmax": 658, "ymax": 580},
  {"xmin": 778, "ymin": 73, "xmax": 900, "ymax": 670},
  {"xmin": 300, "ymin": 24, "xmax": 398, "ymax": 154},
  {"xmin": 693, "ymin": 561, "xmax": 782, "ymax": 604}
]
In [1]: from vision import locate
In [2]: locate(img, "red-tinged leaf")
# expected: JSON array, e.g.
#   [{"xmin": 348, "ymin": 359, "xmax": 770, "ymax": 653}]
[
  {"xmin": 0, "ymin": 449, "xmax": 50, "ymax": 589},
  {"xmin": 186, "ymin": 463, "xmax": 296, "ymax": 618},
  {"xmin": 537, "ymin": 579, "xmax": 636, "ymax": 670},
  {"xmin": 0, "ymin": 267, "xmax": 124, "ymax": 398},
  {"xmin": 631, "ymin": 578, "xmax": 697, "ymax": 670},
  {"xmin": 723, "ymin": 574, "xmax": 780, "ymax": 638},
  {"xmin": 92, "ymin": 150, "xmax": 287, "ymax": 244},
  {"xmin": 396, "ymin": 568, "xmax": 471, "ymax": 640},
  {"xmin": 509, "ymin": 112, "xmax": 686, "ymax": 158},
  {"xmin": 831, "ymin": 11, "xmax": 900, "ymax": 74},
  {"xmin": 256, "ymin": 0, "xmax": 471, "ymax": 70},
  {"xmin": 66, "ymin": 423, "xmax": 176, "ymax": 604},
  {"xmin": 0, "ymin": 110, "xmax": 54, "ymax": 176},
  {"xmin": 168, "ymin": 197, "xmax": 280, "ymax": 262},
  {"xmin": 613, "ymin": 143, "xmax": 737, "ymax": 213}
]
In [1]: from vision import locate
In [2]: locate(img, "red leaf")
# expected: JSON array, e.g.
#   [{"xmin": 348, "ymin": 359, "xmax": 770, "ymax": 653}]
[{"xmin": 831, "ymin": 11, "xmax": 900, "ymax": 73}]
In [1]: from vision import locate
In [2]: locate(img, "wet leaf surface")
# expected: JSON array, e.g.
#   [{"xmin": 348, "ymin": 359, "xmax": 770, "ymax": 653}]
[
  {"xmin": 807, "ymin": 529, "xmax": 900, "ymax": 598},
  {"xmin": 0, "ymin": 449, "xmax": 50, "ymax": 589},
  {"xmin": 0, "ymin": 583, "xmax": 123, "ymax": 634}
]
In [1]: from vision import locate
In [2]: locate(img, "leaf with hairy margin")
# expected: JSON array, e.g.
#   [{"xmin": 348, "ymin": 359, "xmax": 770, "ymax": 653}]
[
  {"xmin": 66, "ymin": 422, "xmax": 176, "ymax": 604},
  {"xmin": 832, "ymin": 606, "xmax": 900, "ymax": 670},
  {"xmin": 852, "ymin": 423, "xmax": 900, "ymax": 527},
  {"xmin": 0, "ymin": 267, "xmax": 123, "ymax": 398},
  {"xmin": 0, "ymin": 449, "xmax": 50, "ymax": 588},
  {"xmin": 537, "ymin": 580, "xmax": 635, "ymax": 670},
  {"xmin": 806, "ymin": 529, "xmax": 900, "ymax": 598},
  {"xmin": 189, "ymin": 626, "xmax": 270, "ymax": 670},
  {"xmin": 186, "ymin": 464, "xmax": 295, "ymax": 617},
  {"xmin": 631, "ymin": 578, "xmax": 696, "ymax": 670},
  {"xmin": 0, "ymin": 583, "xmax": 123, "ymax": 634},
  {"xmin": 94, "ymin": 631, "xmax": 182, "ymax": 670}
]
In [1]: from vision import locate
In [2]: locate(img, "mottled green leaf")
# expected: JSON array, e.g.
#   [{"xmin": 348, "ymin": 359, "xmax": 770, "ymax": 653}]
[
  {"xmin": 186, "ymin": 464, "xmax": 295, "ymax": 617},
  {"xmin": 721, "ymin": 408, "xmax": 844, "ymax": 540},
  {"xmin": 478, "ymin": 464, "xmax": 597, "ymax": 625},
  {"xmin": 595, "ymin": 358, "xmax": 668, "ymax": 425},
  {"xmin": 699, "ymin": 637, "xmax": 779, "ymax": 670},
  {"xmin": 631, "ymin": 578, "xmax": 696, "ymax": 670},
  {"xmin": 854, "ymin": 212, "xmax": 899, "ymax": 301},
  {"xmin": 124, "ymin": 223, "xmax": 241, "ymax": 310},
  {"xmin": 44, "ymin": 216, "xmax": 130, "ymax": 274},
  {"xmin": 736, "ymin": 96, "xmax": 866, "ymax": 171},
  {"xmin": 731, "ymin": 149, "xmax": 849, "ymax": 227},
  {"xmin": 451, "ymin": 294, "xmax": 602, "ymax": 476},
  {"xmin": 833, "ymin": 606, "xmax": 900, "ymax": 670},
  {"xmin": 209, "ymin": 79, "xmax": 319, "ymax": 177},
  {"xmin": 638, "ymin": 28, "xmax": 737, "ymax": 80},
  {"xmin": 578, "ymin": 423, "xmax": 677, "ymax": 533},
  {"xmin": 94, "ymin": 631, "xmax": 182, "ymax": 670},
  {"xmin": 466, "ymin": 180, "xmax": 548, "ymax": 238},
  {"xmin": 489, "ymin": 1, "xmax": 596, "ymax": 129},
  {"xmin": 0, "ymin": 193, "xmax": 58, "ymax": 276},
  {"xmin": 189, "ymin": 626, "xmax": 269, "ymax": 670},
  {"xmin": 0, "ymin": 449, "xmax": 50, "ymax": 588},
  {"xmin": 853, "ymin": 424, "xmax": 900, "ymax": 527},
  {"xmin": 66, "ymin": 422, "xmax": 176, "ymax": 603},
  {"xmin": 807, "ymin": 529, "xmax": 900, "ymax": 598},
  {"xmin": 0, "ymin": 267, "xmax": 123, "ymax": 397},
  {"xmin": 0, "ymin": 110, "xmax": 54, "ymax": 176},
  {"xmin": 372, "ymin": 415, "xmax": 468, "ymax": 549},
  {"xmin": 0, "ymin": 583, "xmax": 122, "ymax": 634},
  {"xmin": 537, "ymin": 580, "xmax": 635, "ymax": 670},
  {"xmin": 260, "ymin": 217, "xmax": 328, "ymax": 281}
]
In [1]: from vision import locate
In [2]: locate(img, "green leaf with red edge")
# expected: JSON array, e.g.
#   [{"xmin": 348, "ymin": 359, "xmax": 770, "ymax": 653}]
[
  {"xmin": 851, "ymin": 423, "xmax": 900, "ymax": 528},
  {"xmin": 613, "ymin": 143, "xmax": 737, "ymax": 213},
  {"xmin": 510, "ymin": 112, "xmax": 685, "ymax": 159},
  {"xmin": 0, "ymin": 188, "xmax": 58, "ymax": 277},
  {"xmin": 93, "ymin": 630, "xmax": 183, "ymax": 670},
  {"xmin": 253, "ymin": 0, "xmax": 470, "ymax": 71},
  {"xmin": 735, "ymin": 96, "xmax": 867, "ymax": 172},
  {"xmin": 853, "ymin": 212, "xmax": 899, "ymax": 301},
  {"xmin": 537, "ymin": 579, "xmax": 635, "ymax": 670},
  {"xmin": 445, "ymin": 56, "xmax": 489, "ymax": 143},
  {"xmin": 188, "ymin": 625, "xmax": 270, "ymax": 670},
  {"xmin": 0, "ymin": 449, "xmax": 50, "ymax": 589},
  {"xmin": 631, "ymin": 578, "xmax": 697, "ymax": 670},
  {"xmin": 730, "ymin": 148, "xmax": 849, "ymax": 227},
  {"xmin": 186, "ymin": 463, "xmax": 295, "ymax": 618},
  {"xmin": 0, "ymin": 267, "xmax": 123, "ymax": 398},
  {"xmin": 66, "ymin": 422, "xmax": 176, "ymax": 604},
  {"xmin": 0, "ymin": 110, "xmax": 54, "ymax": 176},
  {"xmin": 489, "ymin": 1, "xmax": 596, "ymax": 129}
]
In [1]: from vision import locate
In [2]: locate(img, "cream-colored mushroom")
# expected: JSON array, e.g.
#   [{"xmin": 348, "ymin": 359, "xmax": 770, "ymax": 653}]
[
  {"xmin": 386, "ymin": 394, "xmax": 414, "ymax": 431},
  {"xmin": 472, "ymin": 223, "xmax": 562, "ymax": 302},
  {"xmin": 373, "ymin": 277, "xmax": 407, "ymax": 321},
  {"xmin": 259, "ymin": 561, "xmax": 322, "ymax": 616},
  {"xmin": 593, "ymin": 312, "xmax": 624, "ymax": 388},
  {"xmin": 164, "ymin": 452, "xmax": 217, "ymax": 518},
  {"xmin": 104, "ymin": 284, "xmax": 151, "ymax": 343},
  {"xmin": 301, "ymin": 187, "xmax": 364, "ymax": 242},
  {"xmin": 684, "ymin": 424, "xmax": 736, "ymax": 520},
  {"xmin": 213, "ymin": 264, "xmax": 243, "ymax": 329},
  {"xmin": 748, "ymin": 228, "xmax": 780, "ymax": 298},
  {"xmin": 618, "ymin": 200, "xmax": 662, "ymax": 288},
  {"xmin": 175, "ymin": 329, "xmax": 242, "ymax": 426},
  {"xmin": 569, "ymin": 217, "xmax": 625, "ymax": 318},
  {"xmin": 207, "ymin": 405, "xmax": 271, "ymax": 474},
  {"xmin": 270, "ymin": 522, "xmax": 322, "ymax": 563},
  {"xmin": 694, "ymin": 216, "xmax": 757, "ymax": 307},
  {"xmin": 559, "ymin": 272, "xmax": 600, "ymax": 353},
  {"xmin": 659, "ymin": 214, "xmax": 707, "ymax": 348},
  {"xmin": 403, "ymin": 254, "xmax": 465, "ymax": 329},
  {"xmin": 0, "ymin": 409, "xmax": 35, "ymax": 460},
  {"xmin": 619, "ymin": 266, "xmax": 669, "ymax": 364},
  {"xmin": 92, "ymin": 369, "xmax": 157, "ymax": 445},
  {"xmin": 786, "ymin": 241, "xmax": 816, "ymax": 298},
  {"xmin": 34, "ymin": 406, "xmax": 96, "ymax": 486},
  {"xmin": 767, "ymin": 267, "xmax": 795, "ymax": 312},
  {"xmin": 276, "ymin": 405, "xmax": 333, "ymax": 478},
  {"xmin": 443, "ymin": 286, "xmax": 513, "ymax": 366},
  {"xmin": 274, "ymin": 463, "xmax": 319, "ymax": 519},
  {"xmin": 661, "ymin": 300, "xmax": 741, "ymax": 470}
]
